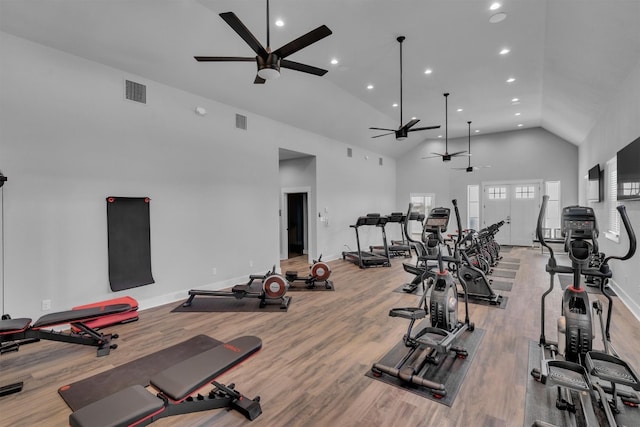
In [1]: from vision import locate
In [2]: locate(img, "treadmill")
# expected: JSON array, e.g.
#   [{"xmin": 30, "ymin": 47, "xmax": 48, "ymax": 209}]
[
  {"xmin": 369, "ymin": 212, "xmax": 411, "ymax": 258},
  {"xmin": 342, "ymin": 213, "xmax": 391, "ymax": 268}
]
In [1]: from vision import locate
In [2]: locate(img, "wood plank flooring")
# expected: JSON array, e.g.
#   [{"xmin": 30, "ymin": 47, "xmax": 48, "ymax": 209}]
[{"xmin": 1, "ymin": 248, "xmax": 639, "ymax": 426}]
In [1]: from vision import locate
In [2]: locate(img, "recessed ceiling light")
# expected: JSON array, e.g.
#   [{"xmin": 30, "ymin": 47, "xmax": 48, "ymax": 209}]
[
  {"xmin": 438, "ymin": 135, "xmax": 443, "ymax": 138},
  {"xmin": 424, "ymin": 68, "xmax": 433, "ymax": 75},
  {"xmin": 499, "ymin": 48, "xmax": 510, "ymax": 55},
  {"xmin": 411, "ymin": 116, "xmax": 417, "ymax": 120},
  {"xmin": 515, "ymin": 112, "xmax": 521, "ymax": 116},
  {"xmin": 506, "ymin": 77, "xmax": 516, "ymax": 83},
  {"xmin": 517, "ymin": 123, "xmax": 523, "ymax": 127},
  {"xmin": 367, "ymin": 84, "xmax": 374, "ymax": 90},
  {"xmin": 512, "ymin": 97, "xmax": 519, "ymax": 102},
  {"xmin": 275, "ymin": 19, "xmax": 284, "ymax": 27},
  {"xmin": 392, "ymin": 103, "xmax": 398, "ymax": 108},
  {"xmin": 490, "ymin": 12, "xmax": 507, "ymax": 23},
  {"xmin": 490, "ymin": 2, "xmax": 501, "ymax": 10},
  {"xmin": 457, "ymin": 108, "xmax": 463, "ymax": 112},
  {"xmin": 475, "ymin": 130, "xmax": 480, "ymax": 133},
  {"xmin": 330, "ymin": 58, "xmax": 339, "ymax": 65}
]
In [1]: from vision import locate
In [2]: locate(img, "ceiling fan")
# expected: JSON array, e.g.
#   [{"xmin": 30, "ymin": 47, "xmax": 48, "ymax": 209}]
[
  {"xmin": 423, "ymin": 93, "xmax": 468, "ymax": 161},
  {"xmin": 194, "ymin": 0, "xmax": 332, "ymax": 84},
  {"xmin": 453, "ymin": 121, "xmax": 492, "ymax": 172},
  {"xmin": 369, "ymin": 36, "xmax": 440, "ymax": 140}
]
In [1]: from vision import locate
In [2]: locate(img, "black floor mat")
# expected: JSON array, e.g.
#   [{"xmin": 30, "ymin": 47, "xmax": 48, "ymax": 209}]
[
  {"xmin": 495, "ymin": 263, "xmax": 519, "ymax": 270},
  {"xmin": 365, "ymin": 325, "xmax": 484, "ymax": 407},
  {"xmin": 457, "ymin": 293, "xmax": 508, "ymax": 309},
  {"xmin": 490, "ymin": 280, "xmax": 513, "ymax": 291},
  {"xmin": 490, "ymin": 269, "xmax": 517, "ymax": 279},
  {"xmin": 500, "ymin": 257, "xmax": 520, "ymax": 263},
  {"xmin": 286, "ymin": 282, "xmax": 334, "ymax": 292},
  {"xmin": 558, "ymin": 274, "xmax": 617, "ymax": 296},
  {"xmin": 525, "ymin": 340, "xmax": 638, "ymax": 426},
  {"xmin": 58, "ymin": 334, "xmax": 221, "ymax": 411},
  {"xmin": 392, "ymin": 284, "xmax": 425, "ymax": 296},
  {"xmin": 171, "ymin": 295, "xmax": 290, "ymax": 312}
]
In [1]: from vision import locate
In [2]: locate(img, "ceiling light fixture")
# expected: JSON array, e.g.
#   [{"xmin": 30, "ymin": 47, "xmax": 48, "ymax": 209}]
[
  {"xmin": 392, "ymin": 103, "xmax": 398, "ymax": 107},
  {"xmin": 517, "ymin": 123, "xmax": 523, "ymax": 127},
  {"xmin": 367, "ymin": 84, "xmax": 374, "ymax": 90},
  {"xmin": 499, "ymin": 48, "xmax": 510, "ymax": 55},
  {"xmin": 506, "ymin": 77, "xmax": 516, "ymax": 83},
  {"xmin": 424, "ymin": 68, "xmax": 433, "ymax": 75},
  {"xmin": 515, "ymin": 112, "xmax": 521, "ymax": 116},
  {"xmin": 457, "ymin": 108, "xmax": 463, "ymax": 112},
  {"xmin": 330, "ymin": 58, "xmax": 339, "ymax": 65},
  {"xmin": 275, "ymin": 19, "xmax": 284, "ymax": 27},
  {"xmin": 490, "ymin": 12, "xmax": 507, "ymax": 23},
  {"xmin": 475, "ymin": 130, "xmax": 480, "ymax": 133},
  {"xmin": 512, "ymin": 97, "xmax": 519, "ymax": 102},
  {"xmin": 490, "ymin": 2, "xmax": 501, "ymax": 10}
]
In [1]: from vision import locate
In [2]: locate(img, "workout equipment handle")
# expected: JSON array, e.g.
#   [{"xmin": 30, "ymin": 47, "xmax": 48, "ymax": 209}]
[
  {"xmin": 452, "ymin": 199, "xmax": 462, "ymax": 245},
  {"xmin": 603, "ymin": 205, "xmax": 637, "ymax": 264},
  {"xmin": 536, "ymin": 195, "xmax": 555, "ymax": 259}
]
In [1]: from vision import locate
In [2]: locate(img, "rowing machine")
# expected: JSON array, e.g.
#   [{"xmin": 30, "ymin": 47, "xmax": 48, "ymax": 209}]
[{"xmin": 284, "ymin": 256, "xmax": 333, "ymax": 290}]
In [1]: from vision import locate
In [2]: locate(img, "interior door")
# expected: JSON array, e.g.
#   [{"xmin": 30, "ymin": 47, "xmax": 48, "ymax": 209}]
[{"xmin": 482, "ymin": 182, "xmax": 541, "ymax": 246}]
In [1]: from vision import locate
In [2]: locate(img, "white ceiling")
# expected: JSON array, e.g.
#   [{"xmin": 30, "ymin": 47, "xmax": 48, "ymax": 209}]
[{"xmin": 1, "ymin": 0, "xmax": 639, "ymax": 158}]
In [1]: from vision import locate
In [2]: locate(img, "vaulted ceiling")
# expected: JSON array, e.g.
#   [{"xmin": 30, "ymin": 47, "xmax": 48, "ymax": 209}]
[{"xmin": 1, "ymin": 0, "xmax": 639, "ymax": 158}]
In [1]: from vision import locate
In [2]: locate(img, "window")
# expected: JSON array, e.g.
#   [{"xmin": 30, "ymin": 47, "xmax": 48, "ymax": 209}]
[
  {"xmin": 607, "ymin": 157, "xmax": 619, "ymax": 240},
  {"xmin": 544, "ymin": 181, "xmax": 561, "ymax": 238},
  {"xmin": 515, "ymin": 185, "xmax": 535, "ymax": 199},
  {"xmin": 487, "ymin": 187, "xmax": 506, "ymax": 199},
  {"xmin": 467, "ymin": 185, "xmax": 480, "ymax": 230},
  {"xmin": 409, "ymin": 193, "xmax": 434, "ymax": 238}
]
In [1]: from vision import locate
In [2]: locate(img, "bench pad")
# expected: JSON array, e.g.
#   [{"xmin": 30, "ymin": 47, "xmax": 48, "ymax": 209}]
[
  {"xmin": 69, "ymin": 384, "xmax": 163, "ymax": 427},
  {"xmin": 0, "ymin": 318, "xmax": 32, "ymax": 334},
  {"xmin": 150, "ymin": 335, "xmax": 261, "ymax": 401},
  {"xmin": 32, "ymin": 304, "xmax": 132, "ymax": 329}
]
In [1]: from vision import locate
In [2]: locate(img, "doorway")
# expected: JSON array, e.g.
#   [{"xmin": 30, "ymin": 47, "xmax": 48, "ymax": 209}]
[
  {"xmin": 286, "ymin": 192, "xmax": 307, "ymax": 257},
  {"xmin": 482, "ymin": 180, "xmax": 542, "ymax": 246}
]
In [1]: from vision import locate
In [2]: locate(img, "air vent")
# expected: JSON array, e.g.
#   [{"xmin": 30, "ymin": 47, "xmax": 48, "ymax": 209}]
[
  {"xmin": 236, "ymin": 113, "xmax": 247, "ymax": 130},
  {"xmin": 379, "ymin": 157, "xmax": 383, "ymax": 166},
  {"xmin": 347, "ymin": 147, "xmax": 353, "ymax": 158},
  {"xmin": 125, "ymin": 80, "xmax": 146, "ymax": 104}
]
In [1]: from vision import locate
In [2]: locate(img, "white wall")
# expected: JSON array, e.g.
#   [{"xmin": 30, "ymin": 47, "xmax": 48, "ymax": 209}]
[
  {"xmin": 397, "ymin": 127, "xmax": 579, "ymax": 225},
  {"xmin": 578, "ymin": 57, "xmax": 640, "ymax": 319},
  {"xmin": 0, "ymin": 32, "xmax": 396, "ymax": 319}
]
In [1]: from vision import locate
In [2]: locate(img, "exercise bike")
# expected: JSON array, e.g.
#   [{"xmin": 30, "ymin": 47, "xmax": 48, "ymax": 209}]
[
  {"xmin": 372, "ymin": 199, "xmax": 474, "ymax": 398},
  {"xmin": 531, "ymin": 197, "xmax": 640, "ymax": 426},
  {"xmin": 183, "ymin": 265, "xmax": 291, "ymax": 309},
  {"xmin": 284, "ymin": 255, "xmax": 334, "ymax": 290},
  {"xmin": 455, "ymin": 231, "xmax": 503, "ymax": 305}
]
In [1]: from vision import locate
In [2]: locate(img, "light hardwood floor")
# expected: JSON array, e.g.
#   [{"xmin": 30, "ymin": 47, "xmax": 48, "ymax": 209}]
[{"xmin": 1, "ymin": 248, "xmax": 639, "ymax": 426}]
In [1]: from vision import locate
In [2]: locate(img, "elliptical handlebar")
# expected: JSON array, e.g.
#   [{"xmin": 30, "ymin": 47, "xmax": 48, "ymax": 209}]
[
  {"xmin": 536, "ymin": 195, "xmax": 555, "ymax": 259},
  {"xmin": 604, "ymin": 205, "xmax": 637, "ymax": 264},
  {"xmin": 452, "ymin": 199, "xmax": 463, "ymax": 246}
]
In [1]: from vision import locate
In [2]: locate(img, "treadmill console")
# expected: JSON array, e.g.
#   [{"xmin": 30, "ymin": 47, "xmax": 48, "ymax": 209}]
[
  {"xmin": 561, "ymin": 206, "xmax": 598, "ymax": 240},
  {"xmin": 424, "ymin": 207, "xmax": 450, "ymax": 233}
]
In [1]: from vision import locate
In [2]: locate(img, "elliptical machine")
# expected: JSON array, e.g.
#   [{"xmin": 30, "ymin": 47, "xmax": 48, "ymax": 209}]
[
  {"xmin": 371, "ymin": 199, "xmax": 474, "ymax": 398},
  {"xmin": 401, "ymin": 209, "xmax": 444, "ymax": 293},
  {"xmin": 531, "ymin": 196, "xmax": 640, "ymax": 426}
]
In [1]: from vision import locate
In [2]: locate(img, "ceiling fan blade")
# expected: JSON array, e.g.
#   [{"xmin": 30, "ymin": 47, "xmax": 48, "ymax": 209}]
[
  {"xmin": 402, "ymin": 119, "xmax": 420, "ymax": 130},
  {"xmin": 273, "ymin": 25, "xmax": 332, "ymax": 59},
  {"xmin": 369, "ymin": 127, "xmax": 397, "ymax": 132},
  {"xmin": 280, "ymin": 59, "xmax": 328, "ymax": 76},
  {"xmin": 194, "ymin": 56, "xmax": 255, "ymax": 62},
  {"xmin": 408, "ymin": 125, "xmax": 441, "ymax": 131},
  {"xmin": 254, "ymin": 75, "xmax": 266, "ymax": 84},
  {"xmin": 422, "ymin": 153, "xmax": 444, "ymax": 159},
  {"xmin": 371, "ymin": 132, "xmax": 395, "ymax": 138},
  {"xmin": 448, "ymin": 150, "xmax": 468, "ymax": 157},
  {"xmin": 219, "ymin": 12, "xmax": 268, "ymax": 58}
]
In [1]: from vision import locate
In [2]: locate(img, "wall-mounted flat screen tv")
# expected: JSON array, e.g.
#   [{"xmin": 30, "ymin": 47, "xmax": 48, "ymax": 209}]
[
  {"xmin": 587, "ymin": 164, "xmax": 602, "ymax": 202},
  {"xmin": 617, "ymin": 136, "xmax": 640, "ymax": 201}
]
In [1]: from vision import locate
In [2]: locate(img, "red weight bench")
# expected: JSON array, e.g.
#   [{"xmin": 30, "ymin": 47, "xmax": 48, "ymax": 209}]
[
  {"xmin": 0, "ymin": 303, "xmax": 131, "ymax": 357},
  {"xmin": 71, "ymin": 296, "xmax": 139, "ymax": 332},
  {"xmin": 69, "ymin": 336, "xmax": 262, "ymax": 427}
]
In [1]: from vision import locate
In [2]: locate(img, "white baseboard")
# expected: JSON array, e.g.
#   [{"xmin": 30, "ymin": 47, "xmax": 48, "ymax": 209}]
[{"xmin": 608, "ymin": 279, "xmax": 640, "ymax": 323}]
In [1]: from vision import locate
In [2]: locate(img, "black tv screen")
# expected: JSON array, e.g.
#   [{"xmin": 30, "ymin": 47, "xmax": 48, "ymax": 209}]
[{"xmin": 617, "ymin": 136, "xmax": 640, "ymax": 201}]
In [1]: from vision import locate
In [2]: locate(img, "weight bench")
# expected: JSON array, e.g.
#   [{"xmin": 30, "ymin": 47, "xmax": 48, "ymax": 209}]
[
  {"xmin": 0, "ymin": 303, "xmax": 132, "ymax": 357},
  {"xmin": 71, "ymin": 296, "xmax": 139, "ymax": 332},
  {"xmin": 69, "ymin": 335, "xmax": 263, "ymax": 427}
]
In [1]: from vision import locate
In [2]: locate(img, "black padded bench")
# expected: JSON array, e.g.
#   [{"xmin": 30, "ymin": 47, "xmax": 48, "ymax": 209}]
[
  {"xmin": 1, "ymin": 303, "xmax": 132, "ymax": 356},
  {"xmin": 69, "ymin": 335, "xmax": 263, "ymax": 427}
]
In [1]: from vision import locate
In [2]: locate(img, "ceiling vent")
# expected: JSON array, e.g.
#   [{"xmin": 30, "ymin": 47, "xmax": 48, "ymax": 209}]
[
  {"xmin": 347, "ymin": 147, "xmax": 353, "ymax": 158},
  {"xmin": 125, "ymin": 80, "xmax": 146, "ymax": 104},
  {"xmin": 235, "ymin": 113, "xmax": 247, "ymax": 130}
]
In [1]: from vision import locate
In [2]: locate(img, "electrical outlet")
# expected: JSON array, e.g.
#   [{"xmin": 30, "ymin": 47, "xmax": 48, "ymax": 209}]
[
  {"xmin": 41, "ymin": 299, "xmax": 51, "ymax": 311},
  {"xmin": 212, "ymin": 267, "xmax": 217, "ymax": 275}
]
